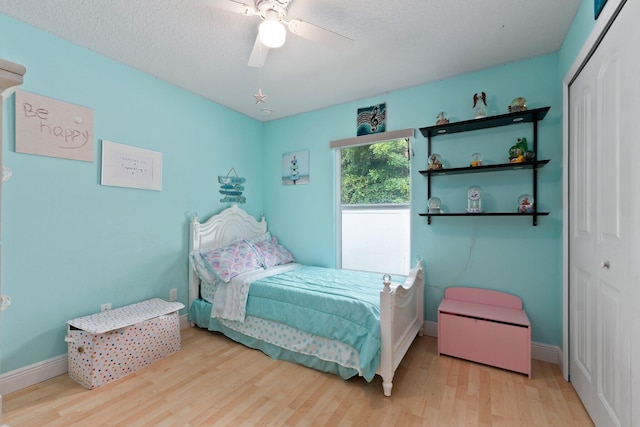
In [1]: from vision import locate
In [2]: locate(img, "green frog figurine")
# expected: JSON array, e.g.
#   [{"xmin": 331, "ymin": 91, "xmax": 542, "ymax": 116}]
[{"xmin": 509, "ymin": 137, "xmax": 528, "ymax": 163}]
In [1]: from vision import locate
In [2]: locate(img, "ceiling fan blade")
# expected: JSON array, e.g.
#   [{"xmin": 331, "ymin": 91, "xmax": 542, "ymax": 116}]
[
  {"xmin": 248, "ymin": 35, "xmax": 270, "ymax": 67},
  {"xmin": 209, "ymin": 0, "xmax": 257, "ymax": 16},
  {"xmin": 286, "ymin": 19, "xmax": 354, "ymax": 50}
]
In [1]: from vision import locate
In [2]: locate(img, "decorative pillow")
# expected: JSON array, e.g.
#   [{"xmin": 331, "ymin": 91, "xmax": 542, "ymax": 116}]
[
  {"xmin": 197, "ymin": 239, "xmax": 262, "ymax": 282},
  {"xmin": 250, "ymin": 236, "xmax": 294, "ymax": 268},
  {"xmin": 245, "ymin": 232, "xmax": 272, "ymax": 244},
  {"xmin": 189, "ymin": 251, "xmax": 222, "ymax": 286}
]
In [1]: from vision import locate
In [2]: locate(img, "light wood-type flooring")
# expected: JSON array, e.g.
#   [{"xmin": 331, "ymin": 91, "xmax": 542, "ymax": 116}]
[{"xmin": 4, "ymin": 326, "xmax": 593, "ymax": 426}]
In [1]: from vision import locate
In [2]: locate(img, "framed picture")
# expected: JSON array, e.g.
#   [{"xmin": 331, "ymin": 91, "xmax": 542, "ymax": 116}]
[
  {"xmin": 282, "ymin": 150, "xmax": 309, "ymax": 185},
  {"xmin": 101, "ymin": 140, "xmax": 162, "ymax": 191},
  {"xmin": 357, "ymin": 103, "xmax": 386, "ymax": 136},
  {"xmin": 595, "ymin": 0, "xmax": 607, "ymax": 18}
]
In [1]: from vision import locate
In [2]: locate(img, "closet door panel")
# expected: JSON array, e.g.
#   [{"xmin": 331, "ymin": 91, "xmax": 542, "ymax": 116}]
[{"xmin": 569, "ymin": 1, "xmax": 639, "ymax": 426}]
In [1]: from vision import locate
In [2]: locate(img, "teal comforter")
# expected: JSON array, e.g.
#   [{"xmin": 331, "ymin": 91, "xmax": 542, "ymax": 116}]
[
  {"xmin": 192, "ymin": 265, "xmax": 404, "ymax": 381},
  {"xmin": 246, "ymin": 266, "xmax": 388, "ymax": 380}
]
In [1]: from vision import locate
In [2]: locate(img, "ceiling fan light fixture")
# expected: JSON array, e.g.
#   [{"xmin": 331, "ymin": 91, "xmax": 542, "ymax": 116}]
[{"xmin": 259, "ymin": 18, "xmax": 286, "ymax": 48}]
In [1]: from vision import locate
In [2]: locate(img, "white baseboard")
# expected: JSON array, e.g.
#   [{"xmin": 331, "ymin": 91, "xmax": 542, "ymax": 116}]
[
  {"xmin": 531, "ymin": 341, "xmax": 562, "ymax": 365},
  {"xmin": 0, "ymin": 354, "xmax": 68, "ymax": 396},
  {"xmin": 179, "ymin": 313, "xmax": 190, "ymax": 330},
  {"xmin": 0, "ymin": 314, "xmax": 191, "ymax": 396},
  {"xmin": 423, "ymin": 320, "xmax": 438, "ymax": 337},
  {"xmin": 422, "ymin": 320, "xmax": 562, "ymax": 365}
]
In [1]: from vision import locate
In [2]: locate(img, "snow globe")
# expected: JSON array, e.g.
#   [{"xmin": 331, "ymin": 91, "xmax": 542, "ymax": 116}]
[
  {"xmin": 470, "ymin": 152, "xmax": 482, "ymax": 167},
  {"xmin": 428, "ymin": 197, "xmax": 442, "ymax": 214},
  {"xmin": 517, "ymin": 194, "xmax": 535, "ymax": 213},
  {"xmin": 428, "ymin": 153, "xmax": 443, "ymax": 170}
]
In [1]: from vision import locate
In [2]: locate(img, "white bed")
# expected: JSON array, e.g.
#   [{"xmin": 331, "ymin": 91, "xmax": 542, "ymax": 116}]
[{"xmin": 188, "ymin": 204, "xmax": 424, "ymax": 396}]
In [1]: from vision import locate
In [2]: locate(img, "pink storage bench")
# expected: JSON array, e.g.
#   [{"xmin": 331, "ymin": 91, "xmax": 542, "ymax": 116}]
[
  {"xmin": 437, "ymin": 287, "xmax": 531, "ymax": 377},
  {"xmin": 66, "ymin": 298, "xmax": 184, "ymax": 389}
]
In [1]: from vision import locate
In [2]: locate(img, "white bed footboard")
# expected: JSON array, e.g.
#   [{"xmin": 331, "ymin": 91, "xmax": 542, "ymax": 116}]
[{"xmin": 377, "ymin": 261, "xmax": 425, "ymax": 396}]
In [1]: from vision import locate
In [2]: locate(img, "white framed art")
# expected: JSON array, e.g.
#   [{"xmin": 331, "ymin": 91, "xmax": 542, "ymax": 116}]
[
  {"xmin": 282, "ymin": 150, "xmax": 309, "ymax": 185},
  {"xmin": 101, "ymin": 140, "xmax": 162, "ymax": 191}
]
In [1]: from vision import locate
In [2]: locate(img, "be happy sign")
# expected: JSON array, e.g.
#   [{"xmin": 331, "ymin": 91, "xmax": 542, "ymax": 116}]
[{"xmin": 15, "ymin": 90, "xmax": 94, "ymax": 162}]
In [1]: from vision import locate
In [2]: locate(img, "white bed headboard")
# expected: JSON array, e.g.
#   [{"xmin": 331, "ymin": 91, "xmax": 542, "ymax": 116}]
[{"xmin": 188, "ymin": 204, "xmax": 267, "ymax": 310}]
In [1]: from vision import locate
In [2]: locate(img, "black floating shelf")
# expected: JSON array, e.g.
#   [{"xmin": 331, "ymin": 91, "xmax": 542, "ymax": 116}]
[
  {"xmin": 419, "ymin": 211, "xmax": 550, "ymax": 226},
  {"xmin": 419, "ymin": 107, "xmax": 550, "ymax": 138},
  {"xmin": 419, "ymin": 160, "xmax": 550, "ymax": 176},
  {"xmin": 418, "ymin": 212, "xmax": 550, "ymax": 217}
]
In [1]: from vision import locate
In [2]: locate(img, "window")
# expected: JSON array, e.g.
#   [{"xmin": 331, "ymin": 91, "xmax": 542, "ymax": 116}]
[{"xmin": 337, "ymin": 138, "xmax": 411, "ymax": 275}]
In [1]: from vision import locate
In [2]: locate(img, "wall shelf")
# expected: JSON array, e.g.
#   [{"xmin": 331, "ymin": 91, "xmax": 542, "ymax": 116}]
[
  {"xmin": 419, "ymin": 107, "xmax": 551, "ymax": 226},
  {"xmin": 419, "ymin": 159, "xmax": 550, "ymax": 176},
  {"xmin": 419, "ymin": 211, "xmax": 550, "ymax": 219},
  {"xmin": 419, "ymin": 107, "xmax": 550, "ymax": 138}
]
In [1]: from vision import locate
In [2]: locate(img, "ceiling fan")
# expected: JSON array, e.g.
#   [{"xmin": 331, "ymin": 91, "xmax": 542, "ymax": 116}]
[{"xmin": 210, "ymin": 0, "xmax": 354, "ymax": 67}]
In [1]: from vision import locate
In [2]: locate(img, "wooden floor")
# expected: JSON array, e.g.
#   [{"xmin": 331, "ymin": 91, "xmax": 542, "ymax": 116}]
[{"xmin": 4, "ymin": 327, "xmax": 593, "ymax": 426}]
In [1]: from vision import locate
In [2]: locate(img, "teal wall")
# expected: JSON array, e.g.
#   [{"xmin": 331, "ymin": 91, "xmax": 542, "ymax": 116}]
[
  {"xmin": 262, "ymin": 0, "xmax": 599, "ymax": 350},
  {"xmin": 1, "ymin": 0, "xmax": 599, "ymax": 375},
  {"xmin": 559, "ymin": 0, "xmax": 599, "ymax": 77},
  {"xmin": 0, "ymin": 15, "xmax": 264, "ymax": 373},
  {"xmin": 263, "ymin": 54, "xmax": 564, "ymax": 345}
]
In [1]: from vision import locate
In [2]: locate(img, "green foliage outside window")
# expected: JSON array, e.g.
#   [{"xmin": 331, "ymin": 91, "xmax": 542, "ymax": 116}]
[{"xmin": 340, "ymin": 139, "xmax": 410, "ymax": 205}]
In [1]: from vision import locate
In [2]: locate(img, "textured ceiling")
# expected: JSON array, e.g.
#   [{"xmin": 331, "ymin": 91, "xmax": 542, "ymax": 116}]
[{"xmin": 0, "ymin": 0, "xmax": 581, "ymax": 122}]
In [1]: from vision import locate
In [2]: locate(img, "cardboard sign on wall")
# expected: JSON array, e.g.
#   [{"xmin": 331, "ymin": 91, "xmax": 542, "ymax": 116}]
[{"xmin": 14, "ymin": 90, "xmax": 94, "ymax": 162}]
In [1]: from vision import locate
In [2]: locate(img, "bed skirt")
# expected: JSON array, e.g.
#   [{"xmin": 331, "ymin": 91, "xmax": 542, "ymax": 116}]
[{"xmin": 189, "ymin": 298, "xmax": 361, "ymax": 380}]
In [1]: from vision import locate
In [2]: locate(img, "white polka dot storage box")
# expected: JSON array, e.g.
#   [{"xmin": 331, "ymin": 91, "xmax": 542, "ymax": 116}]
[{"xmin": 65, "ymin": 298, "xmax": 184, "ymax": 389}]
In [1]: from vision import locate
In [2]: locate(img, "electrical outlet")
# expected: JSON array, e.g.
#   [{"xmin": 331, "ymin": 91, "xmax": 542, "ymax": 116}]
[
  {"xmin": 169, "ymin": 288, "xmax": 177, "ymax": 302},
  {"xmin": 101, "ymin": 303, "xmax": 111, "ymax": 312}
]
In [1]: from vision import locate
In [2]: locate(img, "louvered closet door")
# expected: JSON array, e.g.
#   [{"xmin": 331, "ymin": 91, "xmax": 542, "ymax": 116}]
[{"xmin": 568, "ymin": 1, "xmax": 639, "ymax": 426}]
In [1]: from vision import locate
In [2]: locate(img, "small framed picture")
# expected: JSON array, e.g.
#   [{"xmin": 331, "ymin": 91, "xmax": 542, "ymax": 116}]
[
  {"xmin": 101, "ymin": 140, "xmax": 162, "ymax": 191},
  {"xmin": 357, "ymin": 103, "xmax": 386, "ymax": 136},
  {"xmin": 282, "ymin": 150, "xmax": 309, "ymax": 185}
]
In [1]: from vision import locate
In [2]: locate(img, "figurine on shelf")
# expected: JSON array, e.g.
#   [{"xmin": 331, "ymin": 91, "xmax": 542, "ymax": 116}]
[
  {"xmin": 518, "ymin": 194, "xmax": 535, "ymax": 213},
  {"xmin": 428, "ymin": 154, "xmax": 444, "ymax": 170},
  {"xmin": 508, "ymin": 97, "xmax": 527, "ymax": 113},
  {"xmin": 510, "ymin": 149, "xmax": 524, "ymax": 163},
  {"xmin": 470, "ymin": 152, "xmax": 482, "ymax": 167},
  {"xmin": 467, "ymin": 185, "xmax": 483, "ymax": 213},
  {"xmin": 428, "ymin": 197, "xmax": 442, "ymax": 214},
  {"xmin": 472, "ymin": 92, "xmax": 487, "ymax": 118},
  {"xmin": 509, "ymin": 137, "xmax": 528, "ymax": 163},
  {"xmin": 524, "ymin": 150, "xmax": 535, "ymax": 162},
  {"xmin": 436, "ymin": 112, "xmax": 449, "ymax": 125}
]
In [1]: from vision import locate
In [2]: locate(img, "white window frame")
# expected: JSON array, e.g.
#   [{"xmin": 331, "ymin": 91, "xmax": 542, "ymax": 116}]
[{"xmin": 331, "ymin": 130, "xmax": 413, "ymax": 275}]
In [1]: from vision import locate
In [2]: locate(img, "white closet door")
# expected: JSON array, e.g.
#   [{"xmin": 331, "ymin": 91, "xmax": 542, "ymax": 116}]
[{"xmin": 569, "ymin": 1, "xmax": 639, "ymax": 426}]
